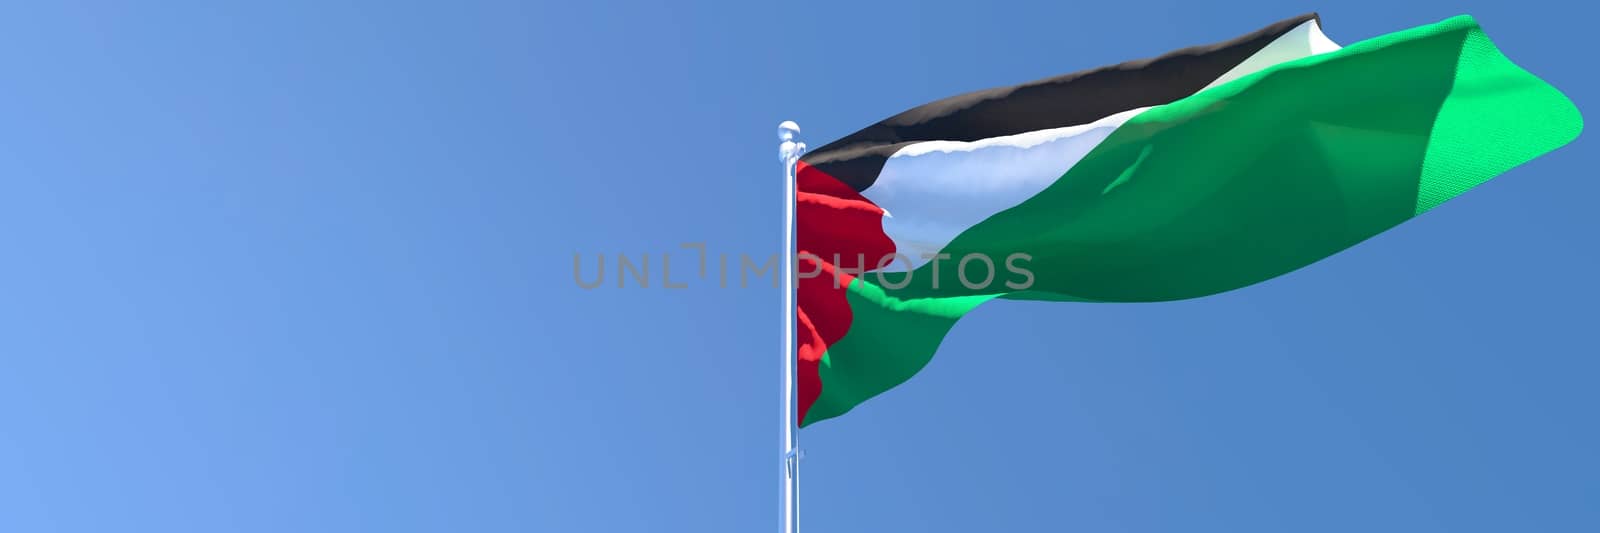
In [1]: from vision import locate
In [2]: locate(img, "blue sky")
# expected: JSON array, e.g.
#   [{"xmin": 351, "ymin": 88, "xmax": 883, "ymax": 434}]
[{"xmin": 0, "ymin": 1, "xmax": 1594, "ymax": 531}]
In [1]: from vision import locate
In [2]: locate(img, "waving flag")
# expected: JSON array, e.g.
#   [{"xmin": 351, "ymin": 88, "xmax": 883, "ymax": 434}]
[{"xmin": 795, "ymin": 14, "xmax": 1581, "ymax": 427}]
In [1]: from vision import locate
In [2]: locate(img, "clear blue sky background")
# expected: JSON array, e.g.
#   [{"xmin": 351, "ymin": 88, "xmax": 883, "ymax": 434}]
[{"xmin": 1, "ymin": 1, "xmax": 1594, "ymax": 531}]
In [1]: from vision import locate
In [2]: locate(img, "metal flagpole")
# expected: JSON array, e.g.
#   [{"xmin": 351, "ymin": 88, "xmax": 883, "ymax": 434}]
[{"xmin": 778, "ymin": 120, "xmax": 805, "ymax": 533}]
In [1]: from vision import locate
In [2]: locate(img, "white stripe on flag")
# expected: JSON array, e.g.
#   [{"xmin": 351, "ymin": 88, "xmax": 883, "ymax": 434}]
[{"xmin": 860, "ymin": 20, "xmax": 1342, "ymax": 273}]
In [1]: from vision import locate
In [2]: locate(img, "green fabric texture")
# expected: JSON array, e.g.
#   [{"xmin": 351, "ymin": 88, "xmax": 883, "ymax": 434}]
[
  {"xmin": 802, "ymin": 16, "xmax": 1581, "ymax": 427},
  {"xmin": 1416, "ymin": 27, "xmax": 1583, "ymax": 213}
]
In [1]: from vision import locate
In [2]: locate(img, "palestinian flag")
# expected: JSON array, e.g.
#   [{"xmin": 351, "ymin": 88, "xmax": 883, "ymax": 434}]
[{"xmin": 795, "ymin": 14, "xmax": 1581, "ymax": 427}]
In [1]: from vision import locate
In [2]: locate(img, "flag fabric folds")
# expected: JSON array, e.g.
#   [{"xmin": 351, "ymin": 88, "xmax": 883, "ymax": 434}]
[{"xmin": 794, "ymin": 14, "xmax": 1582, "ymax": 427}]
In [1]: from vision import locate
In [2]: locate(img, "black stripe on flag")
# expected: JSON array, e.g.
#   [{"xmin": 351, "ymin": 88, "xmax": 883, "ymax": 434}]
[{"xmin": 801, "ymin": 13, "xmax": 1321, "ymax": 192}]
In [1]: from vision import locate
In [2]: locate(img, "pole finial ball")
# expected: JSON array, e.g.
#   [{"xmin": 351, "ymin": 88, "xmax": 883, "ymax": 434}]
[{"xmin": 778, "ymin": 121, "xmax": 801, "ymax": 142}]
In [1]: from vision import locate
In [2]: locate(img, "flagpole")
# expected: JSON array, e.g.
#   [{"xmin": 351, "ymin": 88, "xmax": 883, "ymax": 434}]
[{"xmin": 778, "ymin": 120, "xmax": 805, "ymax": 533}]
